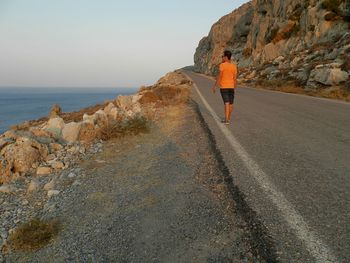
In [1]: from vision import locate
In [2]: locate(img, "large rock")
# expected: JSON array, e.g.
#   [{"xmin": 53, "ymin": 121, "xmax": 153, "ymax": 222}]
[
  {"xmin": 309, "ymin": 67, "xmax": 349, "ymax": 86},
  {"xmin": 83, "ymin": 113, "xmax": 97, "ymax": 124},
  {"xmin": 94, "ymin": 110, "xmax": 108, "ymax": 127},
  {"xmin": 62, "ymin": 122, "xmax": 82, "ymax": 142},
  {"xmin": 263, "ymin": 43, "xmax": 279, "ymax": 62},
  {"xmin": 45, "ymin": 117, "xmax": 65, "ymax": 137},
  {"xmin": 78, "ymin": 122, "xmax": 98, "ymax": 143},
  {"xmin": 1, "ymin": 137, "xmax": 48, "ymax": 174},
  {"xmin": 103, "ymin": 103, "xmax": 115, "ymax": 115},
  {"xmin": 49, "ymin": 104, "xmax": 62, "ymax": 118},
  {"xmin": 115, "ymin": 95, "xmax": 133, "ymax": 111}
]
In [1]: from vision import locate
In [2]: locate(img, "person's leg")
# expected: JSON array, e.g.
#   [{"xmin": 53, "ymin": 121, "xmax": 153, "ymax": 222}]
[
  {"xmin": 228, "ymin": 103, "xmax": 234, "ymax": 120},
  {"xmin": 224, "ymin": 103, "xmax": 230, "ymax": 122}
]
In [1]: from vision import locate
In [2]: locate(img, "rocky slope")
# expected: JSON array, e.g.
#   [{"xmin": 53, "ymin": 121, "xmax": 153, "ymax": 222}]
[
  {"xmin": 0, "ymin": 71, "xmax": 192, "ymax": 185},
  {"xmin": 194, "ymin": 0, "xmax": 350, "ymax": 96}
]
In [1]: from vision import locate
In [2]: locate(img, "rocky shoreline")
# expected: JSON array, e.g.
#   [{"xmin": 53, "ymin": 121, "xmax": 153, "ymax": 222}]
[{"xmin": 0, "ymin": 71, "xmax": 192, "ymax": 258}]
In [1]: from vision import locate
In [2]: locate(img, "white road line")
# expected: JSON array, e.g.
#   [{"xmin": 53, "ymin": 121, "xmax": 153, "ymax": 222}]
[{"xmin": 185, "ymin": 72, "xmax": 338, "ymax": 263}]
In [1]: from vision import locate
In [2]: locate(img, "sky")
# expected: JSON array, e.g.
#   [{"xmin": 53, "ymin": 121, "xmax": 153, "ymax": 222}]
[{"xmin": 0, "ymin": 0, "xmax": 249, "ymax": 88}]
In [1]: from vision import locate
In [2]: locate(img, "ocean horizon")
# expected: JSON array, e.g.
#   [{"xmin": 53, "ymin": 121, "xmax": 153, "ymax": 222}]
[{"xmin": 0, "ymin": 87, "xmax": 138, "ymax": 134}]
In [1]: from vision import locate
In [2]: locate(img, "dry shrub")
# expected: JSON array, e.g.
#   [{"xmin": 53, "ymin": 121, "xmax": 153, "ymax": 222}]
[
  {"xmin": 341, "ymin": 59, "xmax": 350, "ymax": 71},
  {"xmin": 152, "ymin": 85, "xmax": 190, "ymax": 104},
  {"xmin": 321, "ymin": 0, "xmax": 344, "ymax": 14},
  {"xmin": 243, "ymin": 47, "xmax": 253, "ymax": 57},
  {"xmin": 318, "ymin": 86, "xmax": 350, "ymax": 101},
  {"xmin": 256, "ymin": 79, "xmax": 306, "ymax": 94},
  {"xmin": 138, "ymin": 91, "xmax": 160, "ymax": 105},
  {"xmin": 8, "ymin": 218, "xmax": 60, "ymax": 251},
  {"xmin": 99, "ymin": 116, "xmax": 149, "ymax": 140}
]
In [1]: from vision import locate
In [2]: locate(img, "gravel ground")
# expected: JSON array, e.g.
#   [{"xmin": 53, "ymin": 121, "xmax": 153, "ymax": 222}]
[{"xmin": 1, "ymin": 102, "xmax": 274, "ymax": 262}]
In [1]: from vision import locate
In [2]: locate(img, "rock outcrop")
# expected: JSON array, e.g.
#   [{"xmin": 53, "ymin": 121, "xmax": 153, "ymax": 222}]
[{"xmin": 194, "ymin": 0, "xmax": 350, "ymax": 92}]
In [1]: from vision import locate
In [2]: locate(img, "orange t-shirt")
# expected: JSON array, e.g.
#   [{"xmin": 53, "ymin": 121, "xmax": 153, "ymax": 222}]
[{"xmin": 219, "ymin": 62, "xmax": 237, "ymax": 88}]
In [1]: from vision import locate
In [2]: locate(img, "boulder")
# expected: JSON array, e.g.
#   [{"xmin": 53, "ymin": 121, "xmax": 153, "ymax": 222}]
[
  {"xmin": 115, "ymin": 95, "xmax": 133, "ymax": 111},
  {"xmin": 95, "ymin": 110, "xmax": 108, "ymax": 127},
  {"xmin": 78, "ymin": 122, "xmax": 98, "ymax": 143},
  {"xmin": 1, "ymin": 137, "xmax": 48, "ymax": 174},
  {"xmin": 262, "ymin": 43, "xmax": 279, "ymax": 62},
  {"xmin": 310, "ymin": 67, "xmax": 349, "ymax": 86},
  {"xmin": 49, "ymin": 104, "xmax": 62, "ymax": 118},
  {"xmin": 46, "ymin": 117, "xmax": 65, "ymax": 137},
  {"xmin": 103, "ymin": 103, "xmax": 115, "ymax": 114},
  {"xmin": 62, "ymin": 122, "xmax": 82, "ymax": 143},
  {"xmin": 83, "ymin": 113, "xmax": 96, "ymax": 124}
]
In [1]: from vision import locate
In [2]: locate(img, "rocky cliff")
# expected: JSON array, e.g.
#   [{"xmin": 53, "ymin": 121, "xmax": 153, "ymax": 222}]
[{"xmin": 194, "ymin": 0, "xmax": 350, "ymax": 94}]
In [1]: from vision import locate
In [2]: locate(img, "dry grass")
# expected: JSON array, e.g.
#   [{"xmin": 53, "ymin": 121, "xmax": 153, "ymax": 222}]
[
  {"xmin": 252, "ymin": 78, "xmax": 350, "ymax": 101},
  {"xmin": 7, "ymin": 218, "xmax": 60, "ymax": 251},
  {"xmin": 242, "ymin": 47, "xmax": 253, "ymax": 57},
  {"xmin": 153, "ymin": 85, "xmax": 191, "ymax": 104},
  {"xmin": 99, "ymin": 116, "xmax": 149, "ymax": 141}
]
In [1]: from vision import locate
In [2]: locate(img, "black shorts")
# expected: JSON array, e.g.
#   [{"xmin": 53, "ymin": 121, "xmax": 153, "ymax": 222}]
[{"xmin": 220, "ymin": 88, "xmax": 235, "ymax": 104}]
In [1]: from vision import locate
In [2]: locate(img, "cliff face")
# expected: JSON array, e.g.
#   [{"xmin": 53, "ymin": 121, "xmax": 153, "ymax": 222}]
[{"xmin": 194, "ymin": 0, "xmax": 350, "ymax": 92}]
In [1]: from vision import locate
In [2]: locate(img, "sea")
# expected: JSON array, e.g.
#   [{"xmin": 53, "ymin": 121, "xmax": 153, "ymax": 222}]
[{"xmin": 0, "ymin": 87, "xmax": 138, "ymax": 134}]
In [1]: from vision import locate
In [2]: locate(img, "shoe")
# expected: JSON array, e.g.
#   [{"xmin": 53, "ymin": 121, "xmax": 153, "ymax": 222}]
[{"xmin": 221, "ymin": 119, "xmax": 230, "ymax": 125}]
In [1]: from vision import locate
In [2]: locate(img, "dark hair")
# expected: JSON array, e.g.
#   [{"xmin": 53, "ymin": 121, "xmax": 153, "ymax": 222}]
[{"xmin": 223, "ymin": 50, "xmax": 232, "ymax": 60}]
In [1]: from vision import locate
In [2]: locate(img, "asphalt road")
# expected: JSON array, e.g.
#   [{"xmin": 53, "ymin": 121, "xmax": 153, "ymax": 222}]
[{"xmin": 184, "ymin": 70, "xmax": 350, "ymax": 263}]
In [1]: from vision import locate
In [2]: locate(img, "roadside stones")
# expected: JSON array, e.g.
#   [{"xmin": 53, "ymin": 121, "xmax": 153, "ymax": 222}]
[
  {"xmin": 27, "ymin": 180, "xmax": 39, "ymax": 193},
  {"xmin": 50, "ymin": 161, "xmax": 65, "ymax": 170},
  {"xmin": 36, "ymin": 166, "xmax": 52, "ymax": 176},
  {"xmin": 47, "ymin": 190, "xmax": 60, "ymax": 198},
  {"xmin": 62, "ymin": 122, "xmax": 81, "ymax": 143},
  {"xmin": 0, "ymin": 185, "xmax": 15, "ymax": 194},
  {"xmin": 44, "ymin": 180, "xmax": 55, "ymax": 191},
  {"xmin": 68, "ymin": 172, "xmax": 77, "ymax": 178}
]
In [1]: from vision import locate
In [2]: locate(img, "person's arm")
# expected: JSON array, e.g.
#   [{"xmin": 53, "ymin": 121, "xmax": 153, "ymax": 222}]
[
  {"xmin": 233, "ymin": 64, "xmax": 238, "ymax": 88},
  {"xmin": 212, "ymin": 65, "xmax": 223, "ymax": 93}
]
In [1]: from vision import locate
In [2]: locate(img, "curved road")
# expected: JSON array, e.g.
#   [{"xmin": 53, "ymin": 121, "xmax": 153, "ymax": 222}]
[{"xmin": 184, "ymin": 71, "xmax": 350, "ymax": 263}]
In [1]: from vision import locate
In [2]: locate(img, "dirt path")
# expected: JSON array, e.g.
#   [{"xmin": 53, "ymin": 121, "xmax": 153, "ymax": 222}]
[{"xmin": 4, "ymin": 103, "xmax": 267, "ymax": 262}]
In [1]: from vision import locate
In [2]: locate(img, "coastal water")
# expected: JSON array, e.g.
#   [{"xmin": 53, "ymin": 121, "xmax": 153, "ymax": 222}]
[{"xmin": 0, "ymin": 87, "xmax": 138, "ymax": 134}]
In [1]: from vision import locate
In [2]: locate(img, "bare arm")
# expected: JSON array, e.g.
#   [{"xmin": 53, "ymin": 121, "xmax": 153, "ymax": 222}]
[{"xmin": 212, "ymin": 71, "xmax": 223, "ymax": 93}]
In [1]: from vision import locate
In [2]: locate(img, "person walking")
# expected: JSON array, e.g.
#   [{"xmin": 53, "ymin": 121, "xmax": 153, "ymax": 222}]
[{"xmin": 211, "ymin": 50, "xmax": 238, "ymax": 124}]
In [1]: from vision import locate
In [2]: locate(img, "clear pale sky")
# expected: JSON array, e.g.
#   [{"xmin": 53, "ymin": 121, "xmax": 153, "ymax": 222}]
[{"xmin": 0, "ymin": 0, "xmax": 249, "ymax": 88}]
